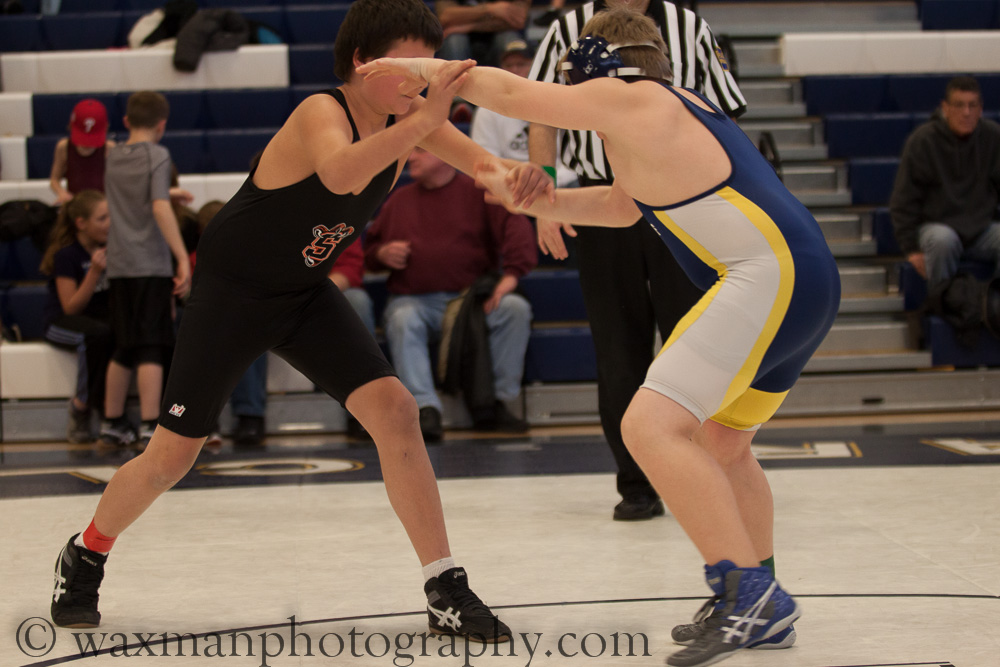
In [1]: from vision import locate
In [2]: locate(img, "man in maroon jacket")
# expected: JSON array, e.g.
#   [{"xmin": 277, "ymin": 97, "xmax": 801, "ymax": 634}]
[{"xmin": 365, "ymin": 146, "xmax": 536, "ymax": 440}]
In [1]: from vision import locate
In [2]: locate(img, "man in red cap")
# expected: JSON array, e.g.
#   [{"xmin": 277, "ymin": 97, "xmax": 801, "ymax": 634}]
[{"xmin": 49, "ymin": 98, "xmax": 115, "ymax": 205}]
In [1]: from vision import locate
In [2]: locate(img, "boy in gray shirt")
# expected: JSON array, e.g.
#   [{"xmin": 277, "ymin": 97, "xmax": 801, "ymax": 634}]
[{"xmin": 100, "ymin": 91, "xmax": 191, "ymax": 448}]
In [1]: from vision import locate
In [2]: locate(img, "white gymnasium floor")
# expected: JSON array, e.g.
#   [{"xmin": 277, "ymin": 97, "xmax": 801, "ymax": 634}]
[{"xmin": 1, "ymin": 416, "xmax": 998, "ymax": 667}]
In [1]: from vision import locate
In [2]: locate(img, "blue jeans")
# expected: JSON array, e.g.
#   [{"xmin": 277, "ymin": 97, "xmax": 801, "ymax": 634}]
[
  {"xmin": 383, "ymin": 291, "xmax": 532, "ymax": 410},
  {"xmin": 919, "ymin": 222, "xmax": 1000, "ymax": 290},
  {"xmin": 230, "ymin": 354, "xmax": 267, "ymax": 418},
  {"xmin": 343, "ymin": 286, "xmax": 375, "ymax": 337}
]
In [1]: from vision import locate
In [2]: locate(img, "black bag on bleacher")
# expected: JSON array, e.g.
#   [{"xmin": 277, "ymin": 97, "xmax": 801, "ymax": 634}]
[{"xmin": 0, "ymin": 199, "xmax": 57, "ymax": 251}]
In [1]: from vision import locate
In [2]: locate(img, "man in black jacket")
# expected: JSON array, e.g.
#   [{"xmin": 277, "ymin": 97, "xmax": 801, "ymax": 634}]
[{"xmin": 890, "ymin": 76, "xmax": 1000, "ymax": 292}]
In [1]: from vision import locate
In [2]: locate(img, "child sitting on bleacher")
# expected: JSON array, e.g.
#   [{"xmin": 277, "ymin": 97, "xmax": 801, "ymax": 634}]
[{"xmin": 39, "ymin": 189, "xmax": 119, "ymax": 443}]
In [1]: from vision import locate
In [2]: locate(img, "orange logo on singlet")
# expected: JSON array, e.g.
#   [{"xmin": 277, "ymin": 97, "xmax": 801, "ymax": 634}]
[{"xmin": 302, "ymin": 223, "xmax": 354, "ymax": 267}]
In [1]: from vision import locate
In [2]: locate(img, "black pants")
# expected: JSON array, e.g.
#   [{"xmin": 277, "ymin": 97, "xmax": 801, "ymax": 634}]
[
  {"xmin": 44, "ymin": 315, "xmax": 114, "ymax": 416},
  {"xmin": 575, "ymin": 208, "xmax": 704, "ymax": 501}
]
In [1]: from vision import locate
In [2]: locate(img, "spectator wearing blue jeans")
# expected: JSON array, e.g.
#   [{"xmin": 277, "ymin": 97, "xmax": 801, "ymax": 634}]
[
  {"xmin": 891, "ymin": 75, "xmax": 1000, "ymax": 292},
  {"xmin": 365, "ymin": 147, "xmax": 536, "ymax": 441}
]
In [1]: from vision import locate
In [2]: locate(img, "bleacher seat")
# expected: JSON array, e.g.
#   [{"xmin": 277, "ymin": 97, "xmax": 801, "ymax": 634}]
[
  {"xmin": 1, "ymin": 45, "xmax": 289, "ymax": 93},
  {"xmin": 523, "ymin": 327, "xmax": 597, "ymax": 383},
  {"xmin": 152, "ymin": 90, "xmax": 208, "ymax": 131},
  {"xmin": 289, "ymin": 44, "xmax": 336, "ymax": 86},
  {"xmin": 518, "ymin": 270, "xmax": 587, "ymax": 322},
  {"xmin": 925, "ymin": 315, "xmax": 1000, "ymax": 367},
  {"xmin": 205, "ymin": 129, "xmax": 275, "ymax": 173},
  {"xmin": 0, "ymin": 238, "xmax": 46, "ymax": 283},
  {"xmin": 0, "ymin": 137, "xmax": 28, "ymax": 180},
  {"xmin": 871, "ymin": 208, "xmax": 901, "ymax": 256},
  {"xmin": 921, "ymin": 0, "xmax": 1000, "ymax": 30},
  {"xmin": 0, "ymin": 15, "xmax": 44, "ymax": 53},
  {"xmin": 825, "ymin": 113, "xmax": 919, "ymax": 159},
  {"xmin": 238, "ymin": 7, "xmax": 288, "ymax": 39},
  {"xmin": 804, "ymin": 75, "xmax": 888, "ymax": 115},
  {"xmin": 160, "ymin": 130, "xmax": 210, "ymax": 174},
  {"xmin": 41, "ymin": 13, "xmax": 123, "ymax": 51},
  {"xmin": 205, "ymin": 89, "xmax": 291, "ymax": 129},
  {"xmin": 848, "ymin": 157, "xmax": 899, "ymax": 205},
  {"xmin": 25, "ymin": 135, "xmax": 61, "ymax": 180},
  {"xmin": 60, "ymin": 0, "xmax": 118, "ymax": 11},
  {"xmin": 0, "ymin": 93, "xmax": 33, "ymax": 136},
  {"xmin": 0, "ymin": 283, "xmax": 48, "ymax": 341},
  {"xmin": 285, "ymin": 5, "xmax": 350, "ymax": 45}
]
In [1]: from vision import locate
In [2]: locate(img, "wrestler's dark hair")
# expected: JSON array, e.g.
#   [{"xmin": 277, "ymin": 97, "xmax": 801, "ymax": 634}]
[{"xmin": 334, "ymin": 0, "xmax": 443, "ymax": 82}]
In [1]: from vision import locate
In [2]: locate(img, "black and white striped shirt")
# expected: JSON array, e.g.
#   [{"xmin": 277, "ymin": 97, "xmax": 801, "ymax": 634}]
[{"xmin": 528, "ymin": 0, "xmax": 747, "ymax": 181}]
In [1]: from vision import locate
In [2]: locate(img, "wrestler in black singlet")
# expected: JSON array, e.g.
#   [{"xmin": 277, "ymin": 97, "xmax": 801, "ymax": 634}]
[{"xmin": 159, "ymin": 89, "xmax": 399, "ymax": 438}]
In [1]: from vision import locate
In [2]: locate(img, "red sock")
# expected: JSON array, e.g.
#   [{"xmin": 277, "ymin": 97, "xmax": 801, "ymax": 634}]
[{"xmin": 80, "ymin": 519, "xmax": 117, "ymax": 554}]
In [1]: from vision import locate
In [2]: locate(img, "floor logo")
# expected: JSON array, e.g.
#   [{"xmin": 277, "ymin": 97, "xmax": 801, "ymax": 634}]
[
  {"xmin": 751, "ymin": 441, "xmax": 861, "ymax": 459},
  {"xmin": 923, "ymin": 438, "xmax": 1000, "ymax": 456}
]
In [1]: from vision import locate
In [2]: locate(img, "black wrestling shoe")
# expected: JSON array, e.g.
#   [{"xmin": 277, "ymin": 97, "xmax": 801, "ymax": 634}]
[
  {"xmin": 51, "ymin": 534, "xmax": 107, "ymax": 628},
  {"xmin": 613, "ymin": 496, "xmax": 666, "ymax": 521},
  {"xmin": 424, "ymin": 567, "xmax": 511, "ymax": 643}
]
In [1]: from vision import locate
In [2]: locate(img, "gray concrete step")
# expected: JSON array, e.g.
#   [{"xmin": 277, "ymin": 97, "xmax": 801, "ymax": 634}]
[
  {"xmin": 739, "ymin": 120, "xmax": 823, "ymax": 147},
  {"xmin": 803, "ymin": 349, "xmax": 932, "ymax": 373},
  {"xmin": 782, "ymin": 164, "xmax": 846, "ymax": 192},
  {"xmin": 816, "ymin": 320, "xmax": 912, "ymax": 354},
  {"xmin": 840, "ymin": 265, "xmax": 887, "ymax": 295}
]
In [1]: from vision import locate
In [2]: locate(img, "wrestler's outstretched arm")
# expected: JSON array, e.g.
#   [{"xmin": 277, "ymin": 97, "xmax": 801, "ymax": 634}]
[
  {"xmin": 475, "ymin": 159, "xmax": 640, "ymax": 228},
  {"xmin": 357, "ymin": 58, "xmax": 633, "ymax": 135}
]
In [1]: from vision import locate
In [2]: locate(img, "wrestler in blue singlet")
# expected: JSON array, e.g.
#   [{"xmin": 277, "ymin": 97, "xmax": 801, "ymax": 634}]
[{"xmin": 632, "ymin": 84, "xmax": 840, "ymax": 429}]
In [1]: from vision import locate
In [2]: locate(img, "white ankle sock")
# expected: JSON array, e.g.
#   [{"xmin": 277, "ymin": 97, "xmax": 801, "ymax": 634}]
[{"xmin": 422, "ymin": 557, "xmax": 456, "ymax": 582}]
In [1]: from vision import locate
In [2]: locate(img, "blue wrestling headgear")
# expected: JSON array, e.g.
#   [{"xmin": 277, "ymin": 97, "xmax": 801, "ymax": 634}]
[{"xmin": 560, "ymin": 35, "xmax": 660, "ymax": 85}]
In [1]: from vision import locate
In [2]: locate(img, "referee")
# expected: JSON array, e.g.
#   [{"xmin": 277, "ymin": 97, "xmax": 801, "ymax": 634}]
[{"xmin": 528, "ymin": 0, "xmax": 747, "ymax": 521}]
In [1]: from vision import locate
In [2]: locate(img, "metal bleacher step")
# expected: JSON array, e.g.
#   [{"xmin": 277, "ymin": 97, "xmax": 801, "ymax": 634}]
[
  {"xmin": 739, "ymin": 80, "xmax": 807, "ymax": 119},
  {"xmin": 737, "ymin": 119, "xmax": 829, "ymax": 161},
  {"xmin": 730, "ymin": 39, "xmax": 785, "ymax": 78},
  {"xmin": 816, "ymin": 319, "xmax": 913, "ymax": 354},
  {"xmin": 784, "ymin": 164, "xmax": 851, "ymax": 207},
  {"xmin": 839, "ymin": 265, "xmax": 888, "ymax": 294}
]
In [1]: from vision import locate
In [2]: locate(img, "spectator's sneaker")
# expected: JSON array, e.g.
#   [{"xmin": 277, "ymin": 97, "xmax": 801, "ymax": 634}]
[
  {"xmin": 99, "ymin": 419, "xmax": 136, "ymax": 447},
  {"xmin": 666, "ymin": 561, "xmax": 800, "ymax": 667},
  {"xmin": 424, "ymin": 567, "xmax": 511, "ymax": 643},
  {"xmin": 419, "ymin": 407, "xmax": 443, "ymax": 443},
  {"xmin": 51, "ymin": 534, "xmax": 106, "ymax": 628},
  {"xmin": 67, "ymin": 403, "xmax": 93, "ymax": 444},
  {"xmin": 136, "ymin": 422, "xmax": 157, "ymax": 450},
  {"xmin": 234, "ymin": 415, "xmax": 265, "ymax": 447}
]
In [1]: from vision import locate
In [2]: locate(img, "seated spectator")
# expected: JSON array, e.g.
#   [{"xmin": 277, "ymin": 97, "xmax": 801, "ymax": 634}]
[
  {"xmin": 434, "ymin": 0, "xmax": 529, "ymax": 66},
  {"xmin": 890, "ymin": 75, "xmax": 1000, "ymax": 293},
  {"xmin": 39, "ymin": 190, "xmax": 123, "ymax": 443},
  {"xmin": 49, "ymin": 99, "xmax": 115, "ymax": 205},
  {"xmin": 470, "ymin": 40, "xmax": 577, "ymax": 187},
  {"xmin": 365, "ymin": 147, "xmax": 536, "ymax": 442}
]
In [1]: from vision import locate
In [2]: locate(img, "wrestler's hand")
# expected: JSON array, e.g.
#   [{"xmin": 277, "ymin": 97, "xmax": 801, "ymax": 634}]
[
  {"xmin": 536, "ymin": 218, "xmax": 576, "ymax": 260},
  {"xmin": 416, "ymin": 59, "xmax": 475, "ymax": 129},
  {"xmin": 503, "ymin": 161, "xmax": 555, "ymax": 209},
  {"xmin": 357, "ymin": 57, "xmax": 473, "ymax": 95},
  {"xmin": 473, "ymin": 158, "xmax": 519, "ymax": 211}
]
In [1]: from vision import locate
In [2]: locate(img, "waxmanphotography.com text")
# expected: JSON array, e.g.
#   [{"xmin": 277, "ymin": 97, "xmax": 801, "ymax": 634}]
[{"xmin": 16, "ymin": 616, "xmax": 652, "ymax": 667}]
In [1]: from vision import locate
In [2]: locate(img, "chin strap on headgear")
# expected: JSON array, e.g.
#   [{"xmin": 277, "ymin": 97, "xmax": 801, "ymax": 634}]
[{"xmin": 560, "ymin": 35, "xmax": 660, "ymax": 84}]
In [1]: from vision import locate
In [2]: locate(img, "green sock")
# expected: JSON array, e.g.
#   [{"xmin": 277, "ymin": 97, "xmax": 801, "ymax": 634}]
[{"xmin": 760, "ymin": 555, "xmax": 775, "ymax": 577}]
